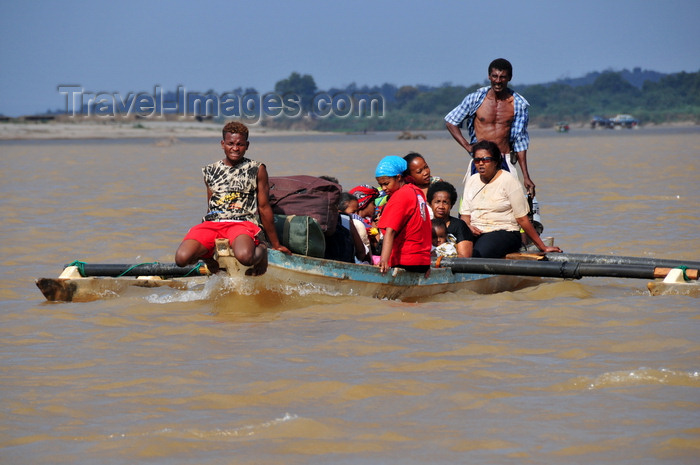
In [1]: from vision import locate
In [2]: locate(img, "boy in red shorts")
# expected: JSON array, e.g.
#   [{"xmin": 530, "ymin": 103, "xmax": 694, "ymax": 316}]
[{"xmin": 175, "ymin": 122, "xmax": 290, "ymax": 274}]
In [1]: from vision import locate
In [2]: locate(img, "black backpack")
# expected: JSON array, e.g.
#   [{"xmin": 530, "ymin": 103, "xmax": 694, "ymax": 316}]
[{"xmin": 324, "ymin": 214, "xmax": 354, "ymax": 263}]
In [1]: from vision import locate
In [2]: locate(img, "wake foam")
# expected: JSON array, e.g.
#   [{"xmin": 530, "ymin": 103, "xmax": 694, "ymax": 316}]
[
  {"xmin": 107, "ymin": 412, "xmax": 299, "ymax": 441},
  {"xmin": 145, "ymin": 273, "xmax": 346, "ymax": 304},
  {"xmin": 571, "ymin": 367, "xmax": 700, "ymax": 390}
]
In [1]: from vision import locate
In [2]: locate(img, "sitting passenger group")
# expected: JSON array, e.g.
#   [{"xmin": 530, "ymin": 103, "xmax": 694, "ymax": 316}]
[
  {"xmin": 176, "ymin": 120, "xmax": 556, "ymax": 277},
  {"xmin": 326, "ymin": 143, "xmax": 560, "ymax": 272},
  {"xmin": 370, "ymin": 144, "xmax": 560, "ymax": 271}
]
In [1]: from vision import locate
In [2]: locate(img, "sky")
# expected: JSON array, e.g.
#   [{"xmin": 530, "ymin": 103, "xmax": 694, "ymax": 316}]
[{"xmin": 1, "ymin": 0, "xmax": 698, "ymax": 116}]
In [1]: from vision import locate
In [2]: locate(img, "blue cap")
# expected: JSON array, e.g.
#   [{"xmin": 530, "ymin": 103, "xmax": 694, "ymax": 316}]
[{"xmin": 375, "ymin": 155, "xmax": 407, "ymax": 177}]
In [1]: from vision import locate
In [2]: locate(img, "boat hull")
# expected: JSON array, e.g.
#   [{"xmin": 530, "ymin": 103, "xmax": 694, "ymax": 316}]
[
  {"xmin": 36, "ymin": 250, "xmax": 538, "ymax": 302},
  {"xmin": 261, "ymin": 249, "xmax": 537, "ymax": 300}
]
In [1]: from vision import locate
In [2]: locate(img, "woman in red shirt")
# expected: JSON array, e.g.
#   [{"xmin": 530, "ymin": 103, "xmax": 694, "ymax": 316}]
[{"xmin": 375, "ymin": 156, "xmax": 432, "ymax": 274}]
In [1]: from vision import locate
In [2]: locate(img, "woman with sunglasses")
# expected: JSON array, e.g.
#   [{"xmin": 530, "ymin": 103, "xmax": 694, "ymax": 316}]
[{"xmin": 459, "ymin": 140, "xmax": 562, "ymax": 258}]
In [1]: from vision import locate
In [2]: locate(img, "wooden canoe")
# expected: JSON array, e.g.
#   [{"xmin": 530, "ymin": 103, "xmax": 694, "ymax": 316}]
[
  {"xmin": 36, "ymin": 241, "xmax": 538, "ymax": 302},
  {"xmin": 38, "ymin": 239, "xmax": 697, "ymax": 302}
]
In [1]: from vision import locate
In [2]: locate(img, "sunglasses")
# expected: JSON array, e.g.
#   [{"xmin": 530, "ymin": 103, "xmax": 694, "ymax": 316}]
[{"xmin": 473, "ymin": 156, "xmax": 494, "ymax": 164}]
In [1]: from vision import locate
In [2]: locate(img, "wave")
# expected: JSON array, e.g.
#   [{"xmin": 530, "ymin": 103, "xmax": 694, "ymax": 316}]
[
  {"xmin": 107, "ymin": 412, "xmax": 300, "ymax": 441},
  {"xmin": 564, "ymin": 368, "xmax": 700, "ymax": 390},
  {"xmin": 144, "ymin": 273, "xmax": 349, "ymax": 307}
]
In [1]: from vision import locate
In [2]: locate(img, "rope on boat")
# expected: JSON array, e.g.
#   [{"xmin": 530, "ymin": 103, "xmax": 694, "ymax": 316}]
[
  {"xmin": 182, "ymin": 262, "xmax": 205, "ymax": 277},
  {"xmin": 66, "ymin": 260, "xmax": 87, "ymax": 277},
  {"xmin": 114, "ymin": 262, "xmax": 205, "ymax": 277},
  {"xmin": 116, "ymin": 262, "xmax": 159, "ymax": 277},
  {"xmin": 677, "ymin": 266, "xmax": 691, "ymax": 282}
]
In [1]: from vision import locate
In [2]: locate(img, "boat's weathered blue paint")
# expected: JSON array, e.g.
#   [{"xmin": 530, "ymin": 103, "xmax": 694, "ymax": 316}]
[
  {"xmin": 263, "ymin": 250, "xmax": 536, "ymax": 300},
  {"xmin": 268, "ymin": 249, "xmax": 488, "ymax": 283}
]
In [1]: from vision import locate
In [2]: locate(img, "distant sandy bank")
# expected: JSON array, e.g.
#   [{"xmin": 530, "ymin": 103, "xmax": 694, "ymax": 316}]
[
  {"xmin": 0, "ymin": 121, "xmax": 325, "ymax": 140},
  {"xmin": 0, "ymin": 119, "xmax": 696, "ymax": 141}
]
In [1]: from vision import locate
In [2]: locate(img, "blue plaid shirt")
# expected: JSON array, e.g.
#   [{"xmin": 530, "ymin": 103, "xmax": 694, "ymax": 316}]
[{"xmin": 444, "ymin": 86, "xmax": 530, "ymax": 153}]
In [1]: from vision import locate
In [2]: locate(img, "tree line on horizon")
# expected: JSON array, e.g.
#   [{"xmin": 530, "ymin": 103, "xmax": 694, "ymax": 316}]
[
  {"xmin": 24, "ymin": 68, "xmax": 699, "ymax": 130},
  {"xmin": 266, "ymin": 69, "xmax": 699, "ymax": 131}
]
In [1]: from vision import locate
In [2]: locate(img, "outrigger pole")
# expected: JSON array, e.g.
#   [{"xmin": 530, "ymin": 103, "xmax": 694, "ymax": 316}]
[
  {"xmin": 62, "ymin": 261, "xmax": 211, "ymax": 278},
  {"xmin": 540, "ymin": 253, "xmax": 700, "ymax": 270},
  {"xmin": 61, "ymin": 254, "xmax": 699, "ymax": 282},
  {"xmin": 434, "ymin": 257, "xmax": 699, "ymax": 281}
]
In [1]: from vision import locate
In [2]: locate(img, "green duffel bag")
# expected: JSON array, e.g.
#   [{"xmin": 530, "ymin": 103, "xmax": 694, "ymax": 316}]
[{"xmin": 273, "ymin": 214, "xmax": 326, "ymax": 258}]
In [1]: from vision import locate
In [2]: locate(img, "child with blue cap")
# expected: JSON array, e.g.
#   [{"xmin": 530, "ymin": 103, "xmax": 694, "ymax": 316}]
[{"xmin": 374, "ymin": 156, "xmax": 432, "ymax": 274}]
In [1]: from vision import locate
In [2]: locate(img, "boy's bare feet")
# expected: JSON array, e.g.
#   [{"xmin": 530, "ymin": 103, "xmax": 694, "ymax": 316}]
[{"xmin": 245, "ymin": 244, "xmax": 268, "ymax": 276}]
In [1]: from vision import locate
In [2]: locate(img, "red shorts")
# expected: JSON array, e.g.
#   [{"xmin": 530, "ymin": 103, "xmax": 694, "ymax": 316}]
[{"xmin": 183, "ymin": 221, "xmax": 262, "ymax": 258}]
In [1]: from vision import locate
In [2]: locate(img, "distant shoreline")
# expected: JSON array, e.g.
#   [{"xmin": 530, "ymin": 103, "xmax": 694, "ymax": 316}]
[
  {"xmin": 0, "ymin": 119, "xmax": 696, "ymax": 141},
  {"xmin": 0, "ymin": 120, "xmax": 328, "ymax": 141}
]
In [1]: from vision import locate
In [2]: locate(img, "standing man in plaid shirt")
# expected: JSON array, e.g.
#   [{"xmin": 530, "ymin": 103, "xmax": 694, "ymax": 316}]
[{"xmin": 444, "ymin": 58, "xmax": 536, "ymax": 198}]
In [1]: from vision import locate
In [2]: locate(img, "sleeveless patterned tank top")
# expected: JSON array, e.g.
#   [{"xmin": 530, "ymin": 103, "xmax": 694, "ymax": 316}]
[{"xmin": 202, "ymin": 158, "xmax": 261, "ymax": 224}]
